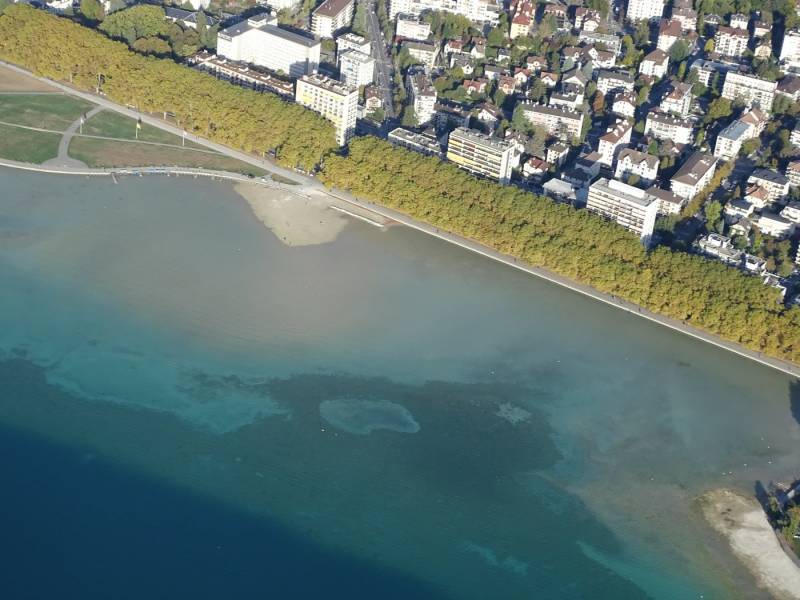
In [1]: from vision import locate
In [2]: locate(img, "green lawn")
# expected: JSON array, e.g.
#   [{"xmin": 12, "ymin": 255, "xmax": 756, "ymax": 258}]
[
  {"xmin": 0, "ymin": 94, "xmax": 94, "ymax": 131},
  {"xmin": 81, "ymin": 110, "xmax": 204, "ymax": 148},
  {"xmin": 68, "ymin": 137, "xmax": 267, "ymax": 177},
  {"xmin": 0, "ymin": 123, "xmax": 60, "ymax": 163}
]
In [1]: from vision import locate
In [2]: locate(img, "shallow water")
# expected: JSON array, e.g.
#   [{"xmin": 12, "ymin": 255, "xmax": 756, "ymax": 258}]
[{"xmin": 1, "ymin": 169, "xmax": 798, "ymax": 599}]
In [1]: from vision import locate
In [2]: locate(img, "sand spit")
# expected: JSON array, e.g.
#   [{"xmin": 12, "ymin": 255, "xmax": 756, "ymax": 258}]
[
  {"xmin": 701, "ymin": 489, "xmax": 800, "ymax": 600},
  {"xmin": 235, "ymin": 183, "xmax": 348, "ymax": 247}
]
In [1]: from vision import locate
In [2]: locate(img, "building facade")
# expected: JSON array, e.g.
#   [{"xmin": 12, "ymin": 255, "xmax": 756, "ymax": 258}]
[
  {"xmin": 312, "ymin": 0, "xmax": 354, "ymax": 38},
  {"xmin": 586, "ymin": 178, "xmax": 659, "ymax": 244},
  {"xmin": 338, "ymin": 49, "xmax": 375, "ymax": 87},
  {"xmin": 389, "ymin": 0, "xmax": 500, "ymax": 24},
  {"xmin": 670, "ymin": 152, "xmax": 717, "ymax": 200},
  {"xmin": 446, "ymin": 127, "xmax": 515, "ymax": 183},
  {"xmin": 626, "ymin": 0, "xmax": 664, "ymax": 22},
  {"xmin": 295, "ymin": 74, "xmax": 358, "ymax": 146},
  {"xmin": 721, "ymin": 72, "xmax": 776, "ymax": 112},
  {"xmin": 217, "ymin": 13, "xmax": 321, "ymax": 78}
]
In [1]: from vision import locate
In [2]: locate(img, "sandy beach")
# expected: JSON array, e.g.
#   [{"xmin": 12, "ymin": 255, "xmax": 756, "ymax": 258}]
[
  {"xmin": 701, "ymin": 489, "xmax": 800, "ymax": 600},
  {"xmin": 234, "ymin": 183, "xmax": 350, "ymax": 247}
]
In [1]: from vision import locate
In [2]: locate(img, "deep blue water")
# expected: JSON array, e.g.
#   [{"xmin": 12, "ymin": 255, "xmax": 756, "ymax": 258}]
[{"xmin": 1, "ymin": 169, "xmax": 798, "ymax": 599}]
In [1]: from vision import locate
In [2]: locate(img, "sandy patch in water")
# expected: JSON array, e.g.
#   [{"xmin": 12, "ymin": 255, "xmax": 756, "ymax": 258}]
[{"xmin": 235, "ymin": 183, "xmax": 348, "ymax": 247}]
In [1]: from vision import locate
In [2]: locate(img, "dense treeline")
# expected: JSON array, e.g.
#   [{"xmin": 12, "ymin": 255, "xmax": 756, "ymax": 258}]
[
  {"xmin": 321, "ymin": 137, "xmax": 800, "ymax": 362},
  {"xmin": 0, "ymin": 5, "xmax": 336, "ymax": 170}
]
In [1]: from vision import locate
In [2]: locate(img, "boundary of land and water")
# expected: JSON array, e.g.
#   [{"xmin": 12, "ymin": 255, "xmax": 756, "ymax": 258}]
[{"xmin": 2, "ymin": 60, "xmax": 800, "ymax": 380}]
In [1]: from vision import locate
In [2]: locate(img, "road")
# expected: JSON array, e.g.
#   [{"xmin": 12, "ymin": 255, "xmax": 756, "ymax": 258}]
[{"xmin": 363, "ymin": 0, "xmax": 395, "ymax": 118}]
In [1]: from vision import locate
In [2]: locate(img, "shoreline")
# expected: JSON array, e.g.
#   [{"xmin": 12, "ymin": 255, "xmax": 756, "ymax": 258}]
[
  {"xmin": 2, "ymin": 59, "xmax": 800, "ymax": 378},
  {"xmin": 700, "ymin": 489, "xmax": 800, "ymax": 600}
]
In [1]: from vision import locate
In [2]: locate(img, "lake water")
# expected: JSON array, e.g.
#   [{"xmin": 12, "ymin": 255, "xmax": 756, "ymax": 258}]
[{"xmin": 1, "ymin": 168, "xmax": 798, "ymax": 599}]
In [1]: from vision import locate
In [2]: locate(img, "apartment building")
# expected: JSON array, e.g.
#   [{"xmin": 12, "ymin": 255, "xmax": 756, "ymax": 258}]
[
  {"xmin": 446, "ymin": 127, "xmax": 515, "ymax": 183},
  {"xmin": 648, "ymin": 186, "xmax": 685, "ymax": 214},
  {"xmin": 748, "ymin": 169, "xmax": 790, "ymax": 202},
  {"xmin": 615, "ymin": 149, "xmax": 659, "ymax": 185},
  {"xmin": 217, "ymin": 13, "xmax": 321, "ymax": 78},
  {"xmin": 336, "ymin": 32, "xmax": 371, "ymax": 55},
  {"xmin": 597, "ymin": 120, "xmax": 632, "ymax": 167},
  {"xmin": 645, "ymin": 111, "xmax": 693, "ymax": 144},
  {"xmin": 722, "ymin": 72, "xmax": 776, "ymax": 112},
  {"xmin": 715, "ymin": 26, "xmax": 749, "ymax": 57},
  {"xmin": 406, "ymin": 69, "xmax": 437, "ymax": 125},
  {"xmin": 780, "ymin": 29, "xmax": 800, "ymax": 70},
  {"xmin": 520, "ymin": 104, "xmax": 584, "ymax": 141},
  {"xmin": 295, "ymin": 74, "xmax": 358, "ymax": 146},
  {"xmin": 714, "ymin": 120, "xmax": 752, "ymax": 160},
  {"xmin": 660, "ymin": 82, "xmax": 693, "ymax": 117},
  {"xmin": 611, "ymin": 91, "xmax": 637, "ymax": 118},
  {"xmin": 402, "ymin": 40, "xmax": 439, "ymax": 69},
  {"xmin": 338, "ymin": 49, "xmax": 374, "ymax": 87},
  {"xmin": 690, "ymin": 58, "xmax": 731, "ymax": 86},
  {"xmin": 389, "ymin": 0, "xmax": 500, "ymax": 24},
  {"xmin": 586, "ymin": 178, "xmax": 659, "ymax": 244},
  {"xmin": 670, "ymin": 152, "xmax": 717, "ymax": 200},
  {"xmin": 395, "ymin": 13, "xmax": 432, "ymax": 40},
  {"xmin": 639, "ymin": 48, "xmax": 669, "ymax": 78},
  {"xmin": 388, "ymin": 127, "xmax": 443, "ymax": 156},
  {"xmin": 626, "ymin": 0, "xmax": 664, "ymax": 22},
  {"xmin": 596, "ymin": 70, "xmax": 635, "ymax": 95},
  {"xmin": 657, "ymin": 18, "xmax": 682, "ymax": 51},
  {"xmin": 312, "ymin": 0, "xmax": 354, "ymax": 38}
]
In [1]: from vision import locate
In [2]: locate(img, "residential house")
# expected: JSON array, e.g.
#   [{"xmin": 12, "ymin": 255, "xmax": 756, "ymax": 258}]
[
  {"xmin": 670, "ymin": 152, "xmax": 717, "ymax": 200},
  {"xmin": 611, "ymin": 91, "xmax": 637, "ymax": 118},
  {"xmin": 596, "ymin": 70, "xmax": 635, "ymax": 95},
  {"xmin": 615, "ymin": 148, "xmax": 659, "ymax": 185},
  {"xmin": 657, "ymin": 18, "xmax": 682, "ymax": 51},
  {"xmin": 659, "ymin": 82, "xmax": 693, "ymax": 117},
  {"xmin": 648, "ymin": 186, "xmax": 685, "ymax": 214},
  {"xmin": 598, "ymin": 120, "xmax": 632, "ymax": 167},
  {"xmin": 521, "ymin": 104, "xmax": 585, "ymax": 140},
  {"xmin": 748, "ymin": 169, "xmax": 790, "ymax": 202},
  {"xmin": 645, "ymin": 110, "xmax": 694, "ymax": 144},
  {"xmin": 715, "ymin": 26, "xmax": 749, "ymax": 57},
  {"xmin": 640, "ymin": 49, "xmax": 669, "ymax": 78}
]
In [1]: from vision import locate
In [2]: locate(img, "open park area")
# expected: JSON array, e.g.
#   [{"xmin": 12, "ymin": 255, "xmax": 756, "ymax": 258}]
[{"xmin": 0, "ymin": 65, "xmax": 263, "ymax": 176}]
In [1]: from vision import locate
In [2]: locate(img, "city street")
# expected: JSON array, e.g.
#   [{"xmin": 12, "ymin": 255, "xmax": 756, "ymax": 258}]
[{"xmin": 362, "ymin": 0, "xmax": 395, "ymax": 118}]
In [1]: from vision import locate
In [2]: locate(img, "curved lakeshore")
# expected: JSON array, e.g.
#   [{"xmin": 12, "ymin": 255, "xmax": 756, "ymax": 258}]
[{"xmin": 3, "ymin": 150, "xmax": 799, "ymax": 379}]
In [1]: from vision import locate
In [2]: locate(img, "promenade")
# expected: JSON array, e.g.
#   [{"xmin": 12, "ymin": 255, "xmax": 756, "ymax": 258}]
[{"xmin": 3, "ymin": 60, "xmax": 800, "ymax": 379}]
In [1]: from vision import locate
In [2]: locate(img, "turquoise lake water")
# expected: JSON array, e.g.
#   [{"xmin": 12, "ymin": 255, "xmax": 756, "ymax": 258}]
[{"xmin": 1, "ymin": 168, "xmax": 799, "ymax": 599}]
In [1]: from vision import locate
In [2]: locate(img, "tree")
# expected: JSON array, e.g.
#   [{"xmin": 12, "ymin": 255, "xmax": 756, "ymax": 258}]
[
  {"xmin": 527, "ymin": 125, "xmax": 547, "ymax": 157},
  {"xmin": 80, "ymin": 0, "xmax": 104, "ymax": 22},
  {"xmin": 401, "ymin": 106, "xmax": 418, "ymax": 127},
  {"xmin": 100, "ymin": 5, "xmax": 166, "ymax": 45},
  {"xmin": 670, "ymin": 40, "xmax": 690, "ymax": 62},
  {"xmin": 196, "ymin": 10, "xmax": 208, "ymax": 48},
  {"xmin": 511, "ymin": 105, "xmax": 534, "ymax": 134},
  {"xmin": 704, "ymin": 39, "xmax": 715, "ymax": 54},
  {"xmin": 487, "ymin": 24, "xmax": 506, "ymax": 48},
  {"xmin": 704, "ymin": 200, "xmax": 724, "ymax": 233},
  {"xmin": 633, "ymin": 20, "xmax": 650, "ymax": 47},
  {"xmin": 705, "ymin": 97, "xmax": 732, "ymax": 123},
  {"xmin": 132, "ymin": 36, "xmax": 171, "ymax": 56},
  {"xmin": 586, "ymin": 0, "xmax": 609, "ymax": 19}
]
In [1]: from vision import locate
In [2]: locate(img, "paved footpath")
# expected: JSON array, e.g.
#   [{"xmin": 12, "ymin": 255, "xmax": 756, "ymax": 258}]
[
  {"xmin": 43, "ymin": 105, "xmax": 103, "ymax": 168},
  {"xmin": 3, "ymin": 60, "xmax": 799, "ymax": 379}
]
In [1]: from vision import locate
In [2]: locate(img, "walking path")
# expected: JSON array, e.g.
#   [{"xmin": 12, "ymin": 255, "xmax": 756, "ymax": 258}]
[
  {"xmin": 42, "ymin": 105, "xmax": 102, "ymax": 168},
  {"xmin": 2, "ymin": 60, "xmax": 800, "ymax": 378}
]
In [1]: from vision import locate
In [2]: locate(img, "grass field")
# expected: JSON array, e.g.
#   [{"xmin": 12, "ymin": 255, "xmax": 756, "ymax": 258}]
[
  {"xmin": 0, "ymin": 123, "xmax": 60, "ymax": 163},
  {"xmin": 0, "ymin": 94, "xmax": 94, "ymax": 131},
  {"xmin": 68, "ymin": 137, "xmax": 267, "ymax": 176},
  {"xmin": 0, "ymin": 65, "xmax": 57, "ymax": 92},
  {"xmin": 81, "ymin": 110, "xmax": 205, "ymax": 148}
]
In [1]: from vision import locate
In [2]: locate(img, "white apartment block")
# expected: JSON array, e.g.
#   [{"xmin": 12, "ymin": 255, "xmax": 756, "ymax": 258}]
[
  {"xmin": 780, "ymin": 30, "xmax": 800, "ymax": 70},
  {"xmin": 388, "ymin": 127, "xmax": 442, "ymax": 156},
  {"xmin": 615, "ymin": 149, "xmax": 659, "ymax": 185},
  {"xmin": 722, "ymin": 72, "xmax": 776, "ymax": 112},
  {"xmin": 446, "ymin": 127, "xmax": 515, "ymax": 184},
  {"xmin": 587, "ymin": 178, "xmax": 659, "ymax": 244},
  {"xmin": 338, "ymin": 49, "xmax": 374, "ymax": 87},
  {"xmin": 645, "ymin": 111, "xmax": 693, "ymax": 144},
  {"xmin": 611, "ymin": 92, "xmax": 637, "ymax": 118},
  {"xmin": 406, "ymin": 70, "xmax": 437, "ymax": 125},
  {"xmin": 295, "ymin": 74, "xmax": 358, "ymax": 146},
  {"xmin": 639, "ymin": 49, "xmax": 669, "ymax": 78},
  {"xmin": 389, "ymin": 0, "xmax": 500, "ymax": 24},
  {"xmin": 714, "ymin": 120, "xmax": 753, "ymax": 160},
  {"xmin": 403, "ymin": 40, "xmax": 439, "ymax": 69},
  {"xmin": 670, "ymin": 152, "xmax": 717, "ymax": 200},
  {"xmin": 521, "ymin": 104, "xmax": 584, "ymax": 141},
  {"xmin": 597, "ymin": 120, "xmax": 632, "ymax": 167},
  {"xmin": 748, "ymin": 169, "xmax": 790, "ymax": 202},
  {"xmin": 715, "ymin": 26, "xmax": 749, "ymax": 57},
  {"xmin": 626, "ymin": 0, "xmax": 664, "ymax": 22},
  {"xmin": 596, "ymin": 70, "xmax": 635, "ymax": 95},
  {"xmin": 336, "ymin": 32, "xmax": 371, "ymax": 55},
  {"xmin": 312, "ymin": 0, "xmax": 354, "ymax": 38},
  {"xmin": 217, "ymin": 13, "xmax": 321, "ymax": 78},
  {"xmin": 395, "ymin": 13, "xmax": 432, "ymax": 40},
  {"xmin": 660, "ymin": 82, "xmax": 693, "ymax": 117}
]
